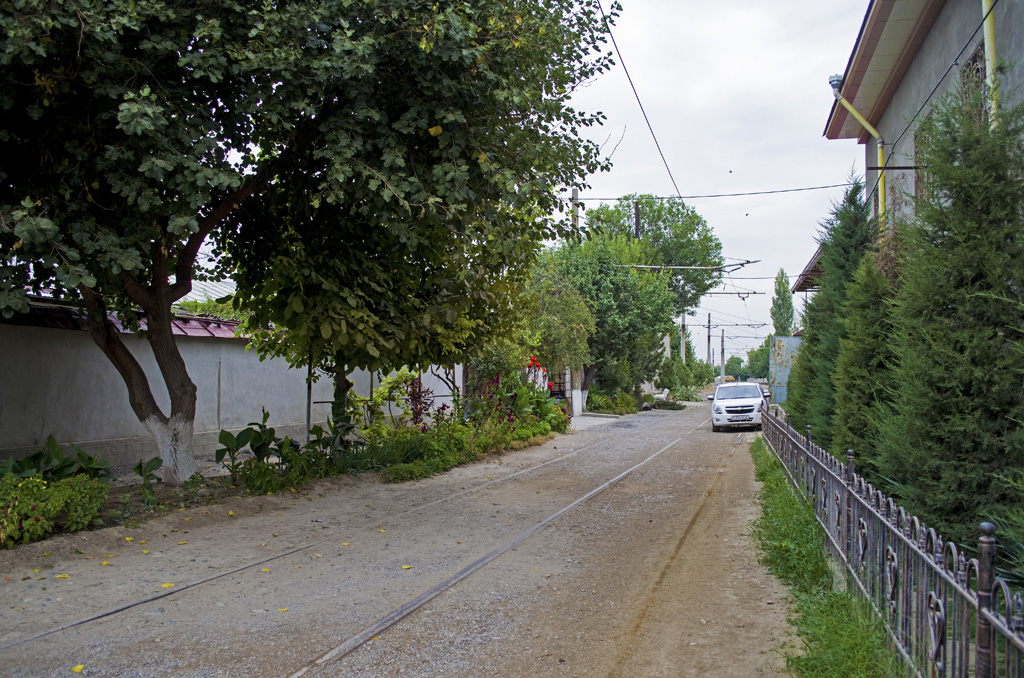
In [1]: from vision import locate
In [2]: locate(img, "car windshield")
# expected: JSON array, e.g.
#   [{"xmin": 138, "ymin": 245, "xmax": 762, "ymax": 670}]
[{"xmin": 716, "ymin": 384, "xmax": 762, "ymax": 400}]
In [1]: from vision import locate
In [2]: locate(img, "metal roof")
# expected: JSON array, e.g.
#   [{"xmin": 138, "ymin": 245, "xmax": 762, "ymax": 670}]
[
  {"xmin": 3, "ymin": 297, "xmax": 243, "ymax": 339},
  {"xmin": 791, "ymin": 245, "xmax": 824, "ymax": 294},
  {"xmin": 825, "ymin": 0, "xmax": 947, "ymax": 143}
]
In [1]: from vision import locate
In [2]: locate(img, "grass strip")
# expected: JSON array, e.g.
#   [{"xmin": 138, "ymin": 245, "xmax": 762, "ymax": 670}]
[{"xmin": 749, "ymin": 436, "xmax": 900, "ymax": 677}]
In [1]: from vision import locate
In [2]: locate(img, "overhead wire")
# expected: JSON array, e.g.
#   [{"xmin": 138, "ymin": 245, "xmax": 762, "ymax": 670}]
[
  {"xmin": 578, "ymin": 182, "xmax": 855, "ymax": 202},
  {"xmin": 861, "ymin": 0, "xmax": 999, "ymax": 204},
  {"xmin": 595, "ymin": 0, "xmax": 682, "ymax": 197}
]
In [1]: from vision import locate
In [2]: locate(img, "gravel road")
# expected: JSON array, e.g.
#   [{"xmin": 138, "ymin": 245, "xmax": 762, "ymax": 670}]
[{"xmin": 0, "ymin": 407, "xmax": 791, "ymax": 677}]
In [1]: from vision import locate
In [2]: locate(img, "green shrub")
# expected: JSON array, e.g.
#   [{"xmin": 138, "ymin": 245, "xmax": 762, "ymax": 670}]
[
  {"xmin": 587, "ymin": 392, "xmax": 613, "ymax": 412},
  {"xmin": 1, "ymin": 473, "xmax": 108, "ymax": 548},
  {"xmin": 0, "ymin": 435, "xmax": 111, "ymax": 484},
  {"xmin": 653, "ymin": 400, "xmax": 686, "ymax": 410},
  {"xmin": 613, "ymin": 390, "xmax": 638, "ymax": 413},
  {"xmin": 547, "ymin": 405, "xmax": 572, "ymax": 433}
]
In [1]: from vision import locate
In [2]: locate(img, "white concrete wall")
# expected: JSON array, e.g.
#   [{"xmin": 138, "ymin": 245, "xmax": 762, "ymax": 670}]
[
  {"xmin": 0, "ymin": 324, "xmax": 462, "ymax": 467},
  {"xmin": 865, "ymin": 0, "xmax": 1024, "ymax": 219},
  {"xmin": 0, "ymin": 324, "xmax": 335, "ymax": 466}
]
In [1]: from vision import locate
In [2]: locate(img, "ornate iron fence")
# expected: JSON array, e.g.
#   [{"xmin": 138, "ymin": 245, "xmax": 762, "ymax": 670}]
[{"xmin": 762, "ymin": 406, "xmax": 1024, "ymax": 677}]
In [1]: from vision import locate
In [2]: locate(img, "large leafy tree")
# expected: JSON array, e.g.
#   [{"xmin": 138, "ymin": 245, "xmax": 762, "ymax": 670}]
[
  {"xmin": 0, "ymin": 0, "xmax": 615, "ymax": 483},
  {"xmin": 550, "ymin": 236, "xmax": 675, "ymax": 396},
  {"xmin": 583, "ymin": 194, "xmax": 722, "ymax": 314},
  {"xmin": 786, "ymin": 183, "xmax": 871, "ymax": 449},
  {"xmin": 747, "ymin": 337, "xmax": 770, "ymax": 380},
  {"xmin": 876, "ymin": 95, "xmax": 1024, "ymax": 545},
  {"xmin": 522, "ymin": 255, "xmax": 596, "ymax": 374}
]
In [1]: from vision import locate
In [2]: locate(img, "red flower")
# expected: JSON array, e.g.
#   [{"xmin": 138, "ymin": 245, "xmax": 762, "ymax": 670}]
[{"xmin": 548, "ymin": 382, "xmax": 554, "ymax": 389}]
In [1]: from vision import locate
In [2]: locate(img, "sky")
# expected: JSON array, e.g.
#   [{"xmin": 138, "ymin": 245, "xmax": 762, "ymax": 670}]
[{"xmin": 568, "ymin": 0, "xmax": 871, "ymax": 365}]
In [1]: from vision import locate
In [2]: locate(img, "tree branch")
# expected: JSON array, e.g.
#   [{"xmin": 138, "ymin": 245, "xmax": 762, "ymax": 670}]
[{"xmin": 79, "ymin": 284, "xmax": 167, "ymax": 425}]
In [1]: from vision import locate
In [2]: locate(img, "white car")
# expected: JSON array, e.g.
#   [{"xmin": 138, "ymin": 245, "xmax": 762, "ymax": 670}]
[{"xmin": 707, "ymin": 383, "xmax": 768, "ymax": 432}]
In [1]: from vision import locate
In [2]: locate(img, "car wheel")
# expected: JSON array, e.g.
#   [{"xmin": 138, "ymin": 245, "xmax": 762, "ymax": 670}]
[
  {"xmin": 712, "ymin": 424, "xmax": 721, "ymax": 432},
  {"xmin": 755, "ymin": 423, "xmax": 762, "ymax": 431}
]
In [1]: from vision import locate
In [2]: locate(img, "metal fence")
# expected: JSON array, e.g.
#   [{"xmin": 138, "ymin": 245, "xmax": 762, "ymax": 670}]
[{"xmin": 762, "ymin": 407, "xmax": 1024, "ymax": 677}]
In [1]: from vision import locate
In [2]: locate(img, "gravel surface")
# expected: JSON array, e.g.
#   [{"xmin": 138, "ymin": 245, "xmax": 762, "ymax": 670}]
[{"xmin": 0, "ymin": 408, "xmax": 792, "ymax": 677}]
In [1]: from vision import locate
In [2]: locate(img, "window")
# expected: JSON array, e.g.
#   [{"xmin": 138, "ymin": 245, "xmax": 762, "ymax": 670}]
[{"xmin": 960, "ymin": 43, "xmax": 989, "ymax": 123}]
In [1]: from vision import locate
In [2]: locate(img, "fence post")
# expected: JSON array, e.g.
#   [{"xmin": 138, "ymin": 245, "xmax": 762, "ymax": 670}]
[
  {"xmin": 976, "ymin": 522, "xmax": 997, "ymax": 678},
  {"xmin": 805, "ymin": 425, "xmax": 812, "ymax": 492},
  {"xmin": 845, "ymin": 450, "xmax": 855, "ymax": 560}
]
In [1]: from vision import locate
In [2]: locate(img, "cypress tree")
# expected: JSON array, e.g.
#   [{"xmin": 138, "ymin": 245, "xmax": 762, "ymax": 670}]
[
  {"xmin": 876, "ymin": 94, "xmax": 1024, "ymax": 545},
  {"xmin": 786, "ymin": 183, "xmax": 872, "ymax": 448},
  {"xmin": 770, "ymin": 268, "xmax": 794, "ymax": 336},
  {"xmin": 831, "ymin": 251, "xmax": 894, "ymax": 479}
]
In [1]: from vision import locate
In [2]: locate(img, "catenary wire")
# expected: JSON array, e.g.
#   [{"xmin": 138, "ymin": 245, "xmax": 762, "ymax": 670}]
[
  {"xmin": 596, "ymin": 0, "xmax": 682, "ymax": 197},
  {"xmin": 578, "ymin": 182, "xmax": 854, "ymax": 202}
]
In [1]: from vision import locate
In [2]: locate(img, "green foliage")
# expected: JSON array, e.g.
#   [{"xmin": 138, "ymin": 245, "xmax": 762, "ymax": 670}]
[
  {"xmin": 586, "ymin": 390, "xmax": 637, "ymax": 415},
  {"xmin": 653, "ymin": 400, "xmax": 686, "ymax": 410},
  {"xmin": 347, "ymin": 369, "xmax": 422, "ymax": 442},
  {"xmin": 875, "ymin": 94, "xmax": 1024, "ymax": 546},
  {"xmin": 0, "ymin": 0, "xmax": 617, "ymax": 482},
  {"xmin": 174, "ymin": 298, "xmax": 249, "ymax": 322},
  {"xmin": 521, "ymin": 257, "xmax": 596, "ymax": 373},
  {"xmin": 688, "ymin": 360, "xmax": 717, "ymax": 388},
  {"xmin": 586, "ymin": 392, "xmax": 613, "ymax": 412},
  {"xmin": 771, "ymin": 268, "xmax": 795, "ymax": 336},
  {"xmin": 1, "ymin": 474, "xmax": 108, "ymax": 548},
  {"xmin": 584, "ymin": 194, "xmax": 723, "ymax": 313},
  {"xmin": 467, "ymin": 338, "xmax": 530, "ymax": 396},
  {"xmin": 654, "ymin": 357, "xmax": 687, "ymax": 391},
  {"xmin": 787, "ymin": 182, "xmax": 872, "ymax": 450},
  {"xmin": 746, "ymin": 337, "xmax": 770, "ymax": 380},
  {"xmin": 551, "ymin": 235, "xmax": 676, "ymax": 393},
  {"xmin": 724, "ymin": 355, "xmax": 748, "ymax": 380},
  {"xmin": 133, "ymin": 457, "xmax": 163, "ymax": 507},
  {"xmin": 831, "ymin": 252, "xmax": 894, "ymax": 477},
  {"xmin": 749, "ymin": 438, "xmax": 898, "ymax": 677},
  {"xmin": 0, "ymin": 435, "xmax": 111, "ymax": 484}
]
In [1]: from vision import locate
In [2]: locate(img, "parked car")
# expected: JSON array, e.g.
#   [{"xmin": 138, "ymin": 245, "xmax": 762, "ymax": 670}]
[{"xmin": 707, "ymin": 383, "xmax": 766, "ymax": 432}]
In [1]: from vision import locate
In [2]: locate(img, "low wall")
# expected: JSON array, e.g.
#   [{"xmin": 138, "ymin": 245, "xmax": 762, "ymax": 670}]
[{"xmin": 0, "ymin": 324, "xmax": 461, "ymax": 467}]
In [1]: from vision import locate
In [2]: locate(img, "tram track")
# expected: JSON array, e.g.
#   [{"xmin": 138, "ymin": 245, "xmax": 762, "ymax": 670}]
[
  {"xmin": 1, "ymin": 407, "xmax": 785, "ymax": 678},
  {"xmin": 1, "ymin": 414, "xmax": 699, "ymax": 660}
]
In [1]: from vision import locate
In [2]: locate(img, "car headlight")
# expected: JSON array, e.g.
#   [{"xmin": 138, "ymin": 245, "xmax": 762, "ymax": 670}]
[{"xmin": 712, "ymin": 404, "xmax": 722, "ymax": 414}]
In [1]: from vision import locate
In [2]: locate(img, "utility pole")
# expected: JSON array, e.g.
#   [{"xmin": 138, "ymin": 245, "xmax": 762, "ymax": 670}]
[
  {"xmin": 681, "ymin": 315, "xmax": 686, "ymax": 364},
  {"xmin": 572, "ymin": 188, "xmax": 579, "ymax": 230},
  {"xmin": 720, "ymin": 330, "xmax": 726, "ymax": 382},
  {"xmin": 633, "ymin": 201, "xmax": 640, "ymax": 239},
  {"xmin": 706, "ymin": 313, "xmax": 712, "ymax": 364}
]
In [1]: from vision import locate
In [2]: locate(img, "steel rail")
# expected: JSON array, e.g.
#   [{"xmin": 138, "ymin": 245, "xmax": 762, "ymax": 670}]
[
  {"xmin": 288, "ymin": 436, "xmax": 685, "ymax": 677},
  {"xmin": 0, "ymin": 414, "xmax": 691, "ymax": 653}
]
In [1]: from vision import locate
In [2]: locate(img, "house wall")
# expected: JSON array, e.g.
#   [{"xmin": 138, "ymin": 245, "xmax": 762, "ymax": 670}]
[
  {"xmin": 865, "ymin": 0, "xmax": 1024, "ymax": 218},
  {"xmin": 0, "ymin": 324, "xmax": 461, "ymax": 467}
]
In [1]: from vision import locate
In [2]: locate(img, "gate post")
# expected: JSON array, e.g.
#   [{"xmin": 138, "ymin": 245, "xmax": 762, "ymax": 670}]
[{"xmin": 976, "ymin": 522, "xmax": 997, "ymax": 678}]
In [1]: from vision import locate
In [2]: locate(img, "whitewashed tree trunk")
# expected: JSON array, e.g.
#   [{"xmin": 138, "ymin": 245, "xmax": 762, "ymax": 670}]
[{"xmin": 145, "ymin": 415, "xmax": 200, "ymax": 485}]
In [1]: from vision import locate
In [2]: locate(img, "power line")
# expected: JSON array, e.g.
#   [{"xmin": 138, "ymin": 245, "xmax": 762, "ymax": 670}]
[
  {"xmin": 596, "ymin": 0, "xmax": 681, "ymax": 197},
  {"xmin": 579, "ymin": 183, "xmax": 854, "ymax": 201}
]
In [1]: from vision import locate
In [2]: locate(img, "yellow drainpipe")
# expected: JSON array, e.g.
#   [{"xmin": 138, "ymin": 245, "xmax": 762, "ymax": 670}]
[
  {"xmin": 830, "ymin": 75, "xmax": 885, "ymax": 230},
  {"xmin": 982, "ymin": 0, "xmax": 998, "ymax": 125}
]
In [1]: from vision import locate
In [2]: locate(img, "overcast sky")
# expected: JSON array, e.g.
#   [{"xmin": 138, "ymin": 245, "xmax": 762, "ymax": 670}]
[{"xmin": 569, "ymin": 0, "xmax": 871, "ymax": 365}]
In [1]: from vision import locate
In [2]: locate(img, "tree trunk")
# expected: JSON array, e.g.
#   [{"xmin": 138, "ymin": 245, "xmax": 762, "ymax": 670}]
[
  {"xmin": 582, "ymin": 364, "xmax": 598, "ymax": 411},
  {"xmin": 144, "ymin": 413, "xmax": 199, "ymax": 484},
  {"xmin": 333, "ymin": 352, "xmax": 352, "ymax": 424},
  {"xmin": 80, "ymin": 282, "xmax": 199, "ymax": 486}
]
